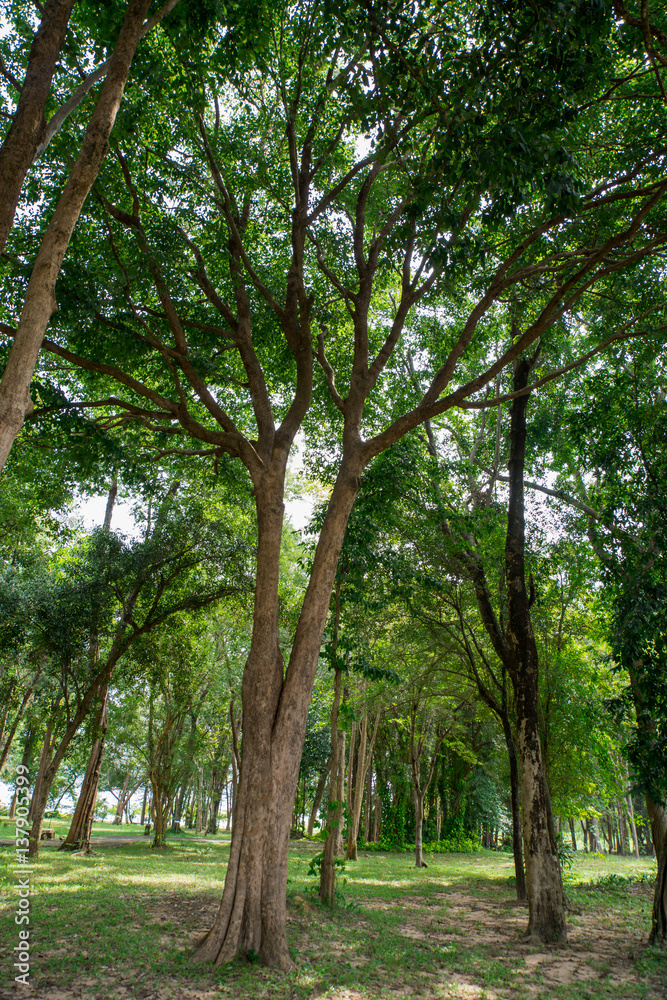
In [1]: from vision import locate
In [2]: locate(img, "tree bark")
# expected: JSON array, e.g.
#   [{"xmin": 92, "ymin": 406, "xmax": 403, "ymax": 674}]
[
  {"xmin": 648, "ymin": 799, "xmax": 667, "ymax": 943},
  {"xmin": 60, "ymin": 686, "xmax": 109, "ymax": 852},
  {"xmin": 113, "ymin": 771, "xmax": 132, "ymax": 824},
  {"xmin": 346, "ymin": 706, "xmax": 381, "ymax": 860},
  {"xmin": 626, "ymin": 795, "xmax": 640, "ymax": 859},
  {"xmin": 414, "ymin": 788, "xmax": 426, "ymax": 868},
  {"xmin": 320, "ymin": 667, "xmax": 346, "ymax": 903},
  {"xmin": 0, "ymin": 667, "xmax": 42, "ymax": 774},
  {"xmin": 0, "ymin": 0, "xmax": 76, "ymax": 252},
  {"xmin": 502, "ymin": 715, "xmax": 528, "ymax": 901},
  {"xmin": 505, "ymin": 355, "xmax": 566, "ymax": 944},
  {"xmin": 307, "ymin": 760, "xmax": 330, "ymax": 837},
  {"xmin": 0, "ymin": 0, "xmax": 154, "ymax": 471}
]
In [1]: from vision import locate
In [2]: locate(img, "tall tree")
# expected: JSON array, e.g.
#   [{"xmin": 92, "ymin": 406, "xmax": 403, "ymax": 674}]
[
  {"xmin": 5, "ymin": 0, "xmax": 667, "ymax": 964},
  {"xmin": 0, "ymin": 0, "xmax": 187, "ymax": 467}
]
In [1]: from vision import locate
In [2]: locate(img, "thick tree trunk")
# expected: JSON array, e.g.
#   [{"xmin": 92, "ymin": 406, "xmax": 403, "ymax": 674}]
[
  {"xmin": 60, "ymin": 687, "xmax": 109, "ymax": 852},
  {"xmin": 151, "ymin": 783, "xmax": 171, "ymax": 848},
  {"xmin": 0, "ymin": 0, "xmax": 153, "ymax": 471},
  {"xmin": 194, "ymin": 461, "xmax": 360, "ymax": 968},
  {"xmin": 505, "ymin": 356, "xmax": 566, "ymax": 944}
]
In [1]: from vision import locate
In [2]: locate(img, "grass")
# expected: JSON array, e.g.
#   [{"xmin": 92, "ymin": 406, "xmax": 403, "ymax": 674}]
[
  {"xmin": 0, "ymin": 814, "xmax": 233, "ymax": 841},
  {"xmin": 0, "ymin": 828, "xmax": 664, "ymax": 1000}
]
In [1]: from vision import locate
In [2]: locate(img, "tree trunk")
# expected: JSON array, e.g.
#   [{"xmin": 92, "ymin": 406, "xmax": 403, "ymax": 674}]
[
  {"xmin": 568, "ymin": 818, "xmax": 577, "ymax": 852},
  {"xmin": 502, "ymin": 716, "xmax": 528, "ymax": 902},
  {"xmin": 0, "ymin": 667, "xmax": 42, "ymax": 774},
  {"xmin": 347, "ymin": 707, "xmax": 381, "ymax": 861},
  {"xmin": 172, "ymin": 773, "xmax": 190, "ymax": 833},
  {"xmin": 648, "ymin": 799, "xmax": 667, "ymax": 944},
  {"xmin": 590, "ymin": 815, "xmax": 602, "ymax": 852},
  {"xmin": 627, "ymin": 795, "xmax": 640, "ymax": 859},
  {"xmin": 0, "ymin": 0, "xmax": 76, "ymax": 252},
  {"xmin": 414, "ymin": 788, "xmax": 425, "ymax": 868},
  {"xmin": 28, "ymin": 721, "xmax": 55, "ymax": 823},
  {"xmin": 364, "ymin": 758, "xmax": 373, "ymax": 841},
  {"xmin": 0, "ymin": 0, "xmax": 154, "ymax": 471},
  {"xmin": 60, "ymin": 686, "xmax": 109, "ymax": 852},
  {"xmin": 196, "ymin": 769, "xmax": 203, "ymax": 834},
  {"xmin": 307, "ymin": 760, "xmax": 330, "ymax": 837},
  {"xmin": 505, "ymin": 355, "xmax": 566, "ymax": 944},
  {"xmin": 207, "ymin": 763, "xmax": 228, "ymax": 835},
  {"xmin": 373, "ymin": 793, "xmax": 381, "ymax": 842},
  {"xmin": 151, "ymin": 782, "xmax": 170, "ymax": 848},
  {"xmin": 113, "ymin": 770, "xmax": 132, "ymax": 824},
  {"xmin": 192, "ymin": 445, "xmax": 360, "ymax": 968},
  {"xmin": 320, "ymin": 666, "xmax": 346, "ymax": 904}
]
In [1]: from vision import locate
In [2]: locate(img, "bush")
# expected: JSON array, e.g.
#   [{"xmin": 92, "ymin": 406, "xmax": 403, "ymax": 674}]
[{"xmin": 359, "ymin": 834, "xmax": 482, "ymax": 854}]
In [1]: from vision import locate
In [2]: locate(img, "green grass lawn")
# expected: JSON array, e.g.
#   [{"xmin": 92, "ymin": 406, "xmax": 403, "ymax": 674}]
[
  {"xmin": 0, "ymin": 815, "xmax": 235, "ymax": 842},
  {"xmin": 0, "ymin": 833, "xmax": 663, "ymax": 1000}
]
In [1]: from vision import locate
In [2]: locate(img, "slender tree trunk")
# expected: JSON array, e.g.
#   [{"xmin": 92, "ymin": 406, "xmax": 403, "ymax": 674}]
[
  {"xmin": 568, "ymin": 819, "xmax": 577, "ymax": 852},
  {"xmin": 320, "ymin": 667, "xmax": 346, "ymax": 904},
  {"xmin": 347, "ymin": 707, "xmax": 380, "ymax": 860},
  {"xmin": 0, "ymin": 669, "xmax": 42, "ymax": 774},
  {"xmin": 502, "ymin": 716, "xmax": 527, "ymax": 902},
  {"xmin": 307, "ymin": 760, "xmax": 330, "ymax": 837},
  {"xmin": 196, "ymin": 769, "xmax": 203, "ymax": 834},
  {"xmin": 0, "ymin": 0, "xmax": 154, "ymax": 471},
  {"xmin": 28, "ymin": 721, "xmax": 55, "ymax": 823},
  {"xmin": 364, "ymin": 757, "xmax": 373, "ymax": 841},
  {"xmin": 373, "ymin": 793, "xmax": 382, "ymax": 842},
  {"xmin": 27, "ymin": 635, "xmax": 129, "ymax": 857},
  {"xmin": 207, "ymin": 763, "xmax": 228, "ymax": 835},
  {"xmin": 347, "ymin": 713, "xmax": 365, "ymax": 861},
  {"xmin": 648, "ymin": 800, "xmax": 667, "ymax": 943},
  {"xmin": 0, "ymin": 0, "xmax": 76, "ymax": 251},
  {"xmin": 140, "ymin": 785, "xmax": 148, "ymax": 826},
  {"xmin": 152, "ymin": 783, "xmax": 169, "ymax": 848},
  {"xmin": 172, "ymin": 773, "xmax": 190, "ymax": 833},
  {"xmin": 414, "ymin": 788, "xmax": 425, "ymax": 868},
  {"xmin": 113, "ymin": 771, "xmax": 131, "ymax": 824},
  {"xmin": 60, "ymin": 686, "xmax": 109, "ymax": 852},
  {"xmin": 505, "ymin": 355, "xmax": 566, "ymax": 944},
  {"xmin": 627, "ymin": 795, "xmax": 640, "ymax": 859},
  {"xmin": 590, "ymin": 815, "xmax": 602, "ymax": 852}
]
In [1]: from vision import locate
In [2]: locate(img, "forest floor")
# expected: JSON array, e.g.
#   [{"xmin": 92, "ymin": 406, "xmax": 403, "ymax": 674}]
[{"xmin": 0, "ymin": 827, "xmax": 664, "ymax": 1000}]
